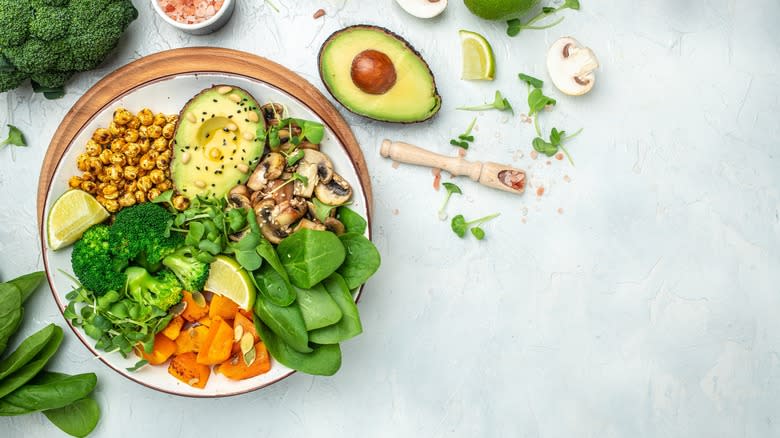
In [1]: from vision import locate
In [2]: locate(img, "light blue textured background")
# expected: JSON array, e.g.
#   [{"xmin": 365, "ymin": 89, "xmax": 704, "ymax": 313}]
[{"xmin": 1, "ymin": 0, "xmax": 778, "ymax": 436}]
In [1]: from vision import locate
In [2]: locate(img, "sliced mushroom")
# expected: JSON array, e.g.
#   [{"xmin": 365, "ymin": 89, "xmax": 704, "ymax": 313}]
[
  {"xmin": 254, "ymin": 199, "xmax": 276, "ymax": 224},
  {"xmin": 273, "ymin": 199, "xmax": 308, "ymax": 227},
  {"xmin": 395, "ymin": 0, "xmax": 447, "ymax": 19},
  {"xmin": 546, "ymin": 37, "xmax": 599, "ymax": 96},
  {"xmin": 265, "ymin": 179, "xmax": 294, "ymax": 205},
  {"xmin": 315, "ymin": 173, "xmax": 352, "ymax": 206},
  {"xmin": 261, "ymin": 223, "xmax": 289, "ymax": 244},
  {"xmin": 227, "ymin": 190, "xmax": 251, "ymax": 210},
  {"xmin": 229, "ymin": 184, "xmax": 249, "ymax": 198},
  {"xmin": 295, "ymin": 218, "xmax": 327, "ymax": 232},
  {"xmin": 323, "ymin": 217, "xmax": 345, "ymax": 235},
  {"xmin": 247, "ymin": 152, "xmax": 285, "ymax": 191},
  {"xmin": 261, "ymin": 103, "xmax": 285, "ymax": 126},
  {"xmin": 299, "ymin": 141, "xmax": 320, "ymax": 151}
]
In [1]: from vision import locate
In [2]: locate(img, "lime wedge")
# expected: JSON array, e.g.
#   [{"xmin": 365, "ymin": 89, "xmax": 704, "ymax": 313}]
[
  {"xmin": 204, "ymin": 256, "xmax": 256, "ymax": 311},
  {"xmin": 47, "ymin": 190, "xmax": 110, "ymax": 251},
  {"xmin": 459, "ymin": 30, "xmax": 495, "ymax": 81}
]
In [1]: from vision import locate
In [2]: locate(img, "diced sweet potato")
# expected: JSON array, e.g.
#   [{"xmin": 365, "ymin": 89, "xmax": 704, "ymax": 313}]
[
  {"xmin": 181, "ymin": 291, "xmax": 209, "ymax": 322},
  {"xmin": 175, "ymin": 325, "xmax": 210, "ymax": 355},
  {"xmin": 196, "ymin": 316, "xmax": 233, "ymax": 365},
  {"xmin": 233, "ymin": 312, "xmax": 258, "ymax": 343},
  {"xmin": 136, "ymin": 333, "xmax": 176, "ymax": 365},
  {"xmin": 169, "ymin": 352, "xmax": 210, "ymax": 389},
  {"xmin": 209, "ymin": 294, "xmax": 239, "ymax": 320},
  {"xmin": 161, "ymin": 316, "xmax": 185, "ymax": 340},
  {"xmin": 218, "ymin": 342, "xmax": 272, "ymax": 381}
]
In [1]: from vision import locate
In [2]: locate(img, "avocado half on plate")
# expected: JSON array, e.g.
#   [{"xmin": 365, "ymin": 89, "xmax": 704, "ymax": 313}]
[{"xmin": 318, "ymin": 25, "xmax": 442, "ymax": 123}]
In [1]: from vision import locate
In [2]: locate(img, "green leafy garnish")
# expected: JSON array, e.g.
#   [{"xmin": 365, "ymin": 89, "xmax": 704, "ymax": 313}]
[
  {"xmin": 506, "ymin": 0, "xmax": 580, "ymax": 37},
  {"xmin": 519, "ymin": 74, "xmax": 581, "ymax": 164},
  {"xmin": 438, "ymin": 182, "xmax": 462, "ymax": 220},
  {"xmin": 312, "ymin": 198, "xmax": 339, "ymax": 222},
  {"xmin": 285, "ymin": 149, "xmax": 305, "ymax": 167},
  {"xmin": 450, "ymin": 117, "xmax": 477, "ymax": 149},
  {"xmin": 458, "ymin": 91, "xmax": 513, "ymax": 114},
  {"xmin": 518, "ymin": 73, "xmax": 544, "ymax": 89},
  {"xmin": 126, "ymin": 359, "xmax": 148, "ymax": 372},
  {"xmin": 1, "ymin": 125, "xmax": 26, "ymax": 150},
  {"xmin": 532, "ymin": 127, "xmax": 582, "ymax": 164},
  {"xmin": 451, "ymin": 213, "xmax": 500, "ymax": 239}
]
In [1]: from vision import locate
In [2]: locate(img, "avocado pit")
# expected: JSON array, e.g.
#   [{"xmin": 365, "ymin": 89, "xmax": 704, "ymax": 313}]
[{"xmin": 350, "ymin": 50, "xmax": 397, "ymax": 95}]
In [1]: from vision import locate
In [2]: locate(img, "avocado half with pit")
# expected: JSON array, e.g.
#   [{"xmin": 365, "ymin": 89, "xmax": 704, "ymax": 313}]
[
  {"xmin": 318, "ymin": 25, "xmax": 441, "ymax": 123},
  {"xmin": 172, "ymin": 85, "xmax": 266, "ymax": 199}
]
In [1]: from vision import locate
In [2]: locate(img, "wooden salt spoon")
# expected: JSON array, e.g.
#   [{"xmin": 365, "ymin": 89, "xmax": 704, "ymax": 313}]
[{"xmin": 380, "ymin": 139, "xmax": 526, "ymax": 195}]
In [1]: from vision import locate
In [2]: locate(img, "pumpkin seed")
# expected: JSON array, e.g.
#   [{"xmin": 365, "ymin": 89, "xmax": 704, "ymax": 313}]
[{"xmin": 233, "ymin": 324, "xmax": 244, "ymax": 343}]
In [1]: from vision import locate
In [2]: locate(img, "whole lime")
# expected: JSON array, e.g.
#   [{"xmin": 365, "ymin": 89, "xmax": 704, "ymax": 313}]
[{"xmin": 463, "ymin": 0, "xmax": 539, "ymax": 20}]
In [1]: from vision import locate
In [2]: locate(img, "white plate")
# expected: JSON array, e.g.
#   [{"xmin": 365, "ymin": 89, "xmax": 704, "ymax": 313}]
[{"xmin": 41, "ymin": 73, "xmax": 369, "ymax": 397}]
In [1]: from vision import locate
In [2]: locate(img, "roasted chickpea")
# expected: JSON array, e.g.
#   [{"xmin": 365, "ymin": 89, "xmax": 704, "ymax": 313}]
[
  {"xmin": 106, "ymin": 165, "xmax": 123, "ymax": 182},
  {"xmin": 138, "ymin": 125, "xmax": 149, "ymax": 140},
  {"xmin": 139, "ymin": 154, "xmax": 156, "ymax": 171},
  {"xmin": 68, "ymin": 176, "xmax": 83, "ymax": 188},
  {"xmin": 148, "ymin": 169, "xmax": 165, "ymax": 184},
  {"xmin": 162, "ymin": 123, "xmax": 175, "ymax": 139},
  {"xmin": 110, "ymin": 138, "xmax": 125, "ymax": 153},
  {"xmin": 123, "ymin": 166, "xmax": 139, "ymax": 180},
  {"xmin": 92, "ymin": 128, "xmax": 111, "ymax": 145},
  {"xmin": 166, "ymin": 115, "xmax": 178, "ymax": 124},
  {"xmin": 85, "ymin": 140, "xmax": 102, "ymax": 156},
  {"xmin": 134, "ymin": 190, "xmax": 147, "ymax": 203},
  {"xmin": 113, "ymin": 108, "xmax": 133, "ymax": 125},
  {"xmin": 102, "ymin": 185, "xmax": 119, "ymax": 200},
  {"xmin": 87, "ymin": 157, "xmax": 102, "ymax": 174},
  {"xmin": 95, "ymin": 195, "xmax": 107, "ymax": 205},
  {"xmin": 99, "ymin": 149, "xmax": 113, "ymax": 165},
  {"xmin": 172, "ymin": 195, "xmax": 190, "ymax": 211},
  {"xmin": 137, "ymin": 109, "xmax": 154, "ymax": 126},
  {"xmin": 156, "ymin": 180, "xmax": 172, "ymax": 192},
  {"xmin": 123, "ymin": 142, "xmax": 141, "ymax": 158},
  {"xmin": 108, "ymin": 121, "xmax": 125, "ymax": 137},
  {"xmin": 146, "ymin": 125, "xmax": 163, "ymax": 139},
  {"xmin": 153, "ymin": 113, "xmax": 167, "ymax": 126},
  {"xmin": 137, "ymin": 175, "xmax": 153, "ymax": 192},
  {"xmin": 127, "ymin": 117, "xmax": 140, "ymax": 130},
  {"xmin": 119, "ymin": 192, "xmax": 136, "ymax": 207},
  {"xmin": 80, "ymin": 181, "xmax": 96, "ymax": 193},
  {"xmin": 147, "ymin": 188, "xmax": 162, "ymax": 200},
  {"xmin": 127, "ymin": 155, "xmax": 140, "ymax": 167},
  {"xmin": 97, "ymin": 172, "xmax": 110, "ymax": 183},
  {"xmin": 155, "ymin": 154, "xmax": 170, "ymax": 170},
  {"xmin": 139, "ymin": 139, "xmax": 151, "ymax": 153},
  {"xmin": 97, "ymin": 181, "xmax": 108, "ymax": 191},
  {"xmin": 150, "ymin": 137, "xmax": 166, "ymax": 152},
  {"xmin": 80, "ymin": 171, "xmax": 94, "ymax": 182},
  {"xmin": 104, "ymin": 199, "xmax": 120, "ymax": 213},
  {"xmin": 110, "ymin": 152, "xmax": 126, "ymax": 167},
  {"xmin": 124, "ymin": 129, "xmax": 139, "ymax": 143},
  {"xmin": 76, "ymin": 153, "xmax": 90, "ymax": 171}
]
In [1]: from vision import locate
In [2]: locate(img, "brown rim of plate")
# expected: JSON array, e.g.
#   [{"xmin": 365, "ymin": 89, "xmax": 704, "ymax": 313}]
[{"xmin": 37, "ymin": 48, "xmax": 372, "ymax": 398}]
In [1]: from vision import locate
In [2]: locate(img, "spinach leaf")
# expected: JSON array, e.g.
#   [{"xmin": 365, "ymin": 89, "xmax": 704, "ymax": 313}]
[
  {"xmin": 254, "ymin": 295, "xmax": 311, "ymax": 353},
  {"xmin": 256, "ymin": 238, "xmax": 290, "ymax": 282},
  {"xmin": 0, "ymin": 372, "xmax": 97, "ymax": 415},
  {"xmin": 0, "ymin": 326, "xmax": 63, "ymax": 399},
  {"xmin": 255, "ymin": 319, "xmax": 342, "ymax": 376},
  {"xmin": 254, "ymin": 263, "xmax": 296, "ymax": 307},
  {"xmin": 309, "ymin": 273, "xmax": 363, "ymax": 344},
  {"xmin": 0, "ymin": 324, "xmax": 56, "ymax": 381},
  {"xmin": 0, "ymin": 283, "xmax": 23, "ymax": 356},
  {"xmin": 8, "ymin": 271, "xmax": 45, "ymax": 303},
  {"xmin": 337, "ymin": 207, "xmax": 367, "ymax": 235},
  {"xmin": 337, "ymin": 233, "xmax": 381, "ymax": 290},
  {"xmin": 296, "ymin": 283, "xmax": 342, "ymax": 331},
  {"xmin": 43, "ymin": 397, "xmax": 100, "ymax": 438},
  {"xmin": 277, "ymin": 229, "xmax": 345, "ymax": 289}
]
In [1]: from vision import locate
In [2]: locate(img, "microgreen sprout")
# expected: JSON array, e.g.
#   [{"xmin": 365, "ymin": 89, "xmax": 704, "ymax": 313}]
[
  {"xmin": 285, "ymin": 149, "xmax": 305, "ymax": 167},
  {"xmin": 268, "ymin": 172, "xmax": 309, "ymax": 195},
  {"xmin": 1, "ymin": 125, "xmax": 26, "ymax": 150},
  {"xmin": 506, "ymin": 0, "xmax": 580, "ymax": 37},
  {"xmin": 532, "ymin": 127, "xmax": 582, "ymax": 164},
  {"xmin": 437, "ymin": 182, "xmax": 462, "ymax": 220},
  {"xmin": 450, "ymin": 117, "xmax": 477, "ymax": 149},
  {"xmin": 458, "ymin": 91, "xmax": 513, "ymax": 114},
  {"xmin": 451, "ymin": 213, "xmax": 500, "ymax": 239}
]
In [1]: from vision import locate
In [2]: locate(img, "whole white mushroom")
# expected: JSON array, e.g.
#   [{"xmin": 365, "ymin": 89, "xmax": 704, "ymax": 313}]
[
  {"xmin": 546, "ymin": 37, "xmax": 599, "ymax": 96},
  {"xmin": 394, "ymin": 0, "xmax": 447, "ymax": 19}
]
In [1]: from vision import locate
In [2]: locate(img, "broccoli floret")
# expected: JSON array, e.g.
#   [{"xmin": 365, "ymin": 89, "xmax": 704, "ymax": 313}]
[
  {"xmin": 125, "ymin": 267, "xmax": 182, "ymax": 312},
  {"xmin": 71, "ymin": 224, "xmax": 127, "ymax": 296},
  {"xmin": 31, "ymin": 71, "xmax": 74, "ymax": 89},
  {"xmin": 110, "ymin": 203, "xmax": 175, "ymax": 262},
  {"xmin": 162, "ymin": 247, "xmax": 210, "ymax": 292},
  {"xmin": 0, "ymin": 0, "xmax": 137, "ymax": 98},
  {"xmin": 0, "ymin": 71, "xmax": 27, "ymax": 93}
]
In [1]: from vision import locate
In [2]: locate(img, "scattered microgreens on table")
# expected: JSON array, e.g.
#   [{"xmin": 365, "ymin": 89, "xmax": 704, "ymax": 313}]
[
  {"xmin": 506, "ymin": 0, "xmax": 581, "ymax": 37},
  {"xmin": 438, "ymin": 182, "xmax": 462, "ymax": 220},
  {"xmin": 458, "ymin": 90, "xmax": 513, "ymax": 114},
  {"xmin": 519, "ymin": 73, "xmax": 582, "ymax": 165},
  {"xmin": 1, "ymin": 125, "xmax": 27, "ymax": 150},
  {"xmin": 451, "ymin": 213, "xmax": 500, "ymax": 240},
  {"xmin": 450, "ymin": 118, "xmax": 477, "ymax": 149}
]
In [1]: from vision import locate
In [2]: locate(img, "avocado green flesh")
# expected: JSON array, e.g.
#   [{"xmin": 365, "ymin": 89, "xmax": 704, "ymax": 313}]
[
  {"xmin": 320, "ymin": 27, "xmax": 441, "ymax": 123},
  {"xmin": 172, "ymin": 86, "xmax": 265, "ymax": 199}
]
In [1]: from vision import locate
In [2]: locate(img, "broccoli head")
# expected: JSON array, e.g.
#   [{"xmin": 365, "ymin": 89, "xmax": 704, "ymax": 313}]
[
  {"xmin": 162, "ymin": 247, "xmax": 210, "ymax": 292},
  {"xmin": 110, "ymin": 203, "xmax": 176, "ymax": 263},
  {"xmin": 0, "ymin": 0, "xmax": 137, "ymax": 98},
  {"xmin": 71, "ymin": 224, "xmax": 127, "ymax": 296},
  {"xmin": 125, "ymin": 267, "xmax": 183, "ymax": 312}
]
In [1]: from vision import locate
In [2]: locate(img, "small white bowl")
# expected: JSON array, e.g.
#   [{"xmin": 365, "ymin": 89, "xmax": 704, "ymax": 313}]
[{"xmin": 151, "ymin": 0, "xmax": 235, "ymax": 35}]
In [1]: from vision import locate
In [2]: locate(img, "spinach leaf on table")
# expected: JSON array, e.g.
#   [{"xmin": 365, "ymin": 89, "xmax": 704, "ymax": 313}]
[
  {"xmin": 337, "ymin": 207, "xmax": 367, "ymax": 235},
  {"xmin": 277, "ymin": 229, "xmax": 345, "ymax": 289},
  {"xmin": 336, "ymin": 233, "xmax": 381, "ymax": 290},
  {"xmin": 0, "ymin": 324, "xmax": 57, "ymax": 381},
  {"xmin": 0, "ymin": 372, "xmax": 97, "ymax": 415},
  {"xmin": 0, "ymin": 283, "xmax": 23, "ymax": 356},
  {"xmin": 255, "ymin": 319, "xmax": 342, "ymax": 376},
  {"xmin": 0, "ymin": 326, "xmax": 63, "ymax": 399},
  {"xmin": 43, "ymin": 397, "xmax": 100, "ymax": 438},
  {"xmin": 254, "ymin": 294, "xmax": 311, "ymax": 354},
  {"xmin": 309, "ymin": 273, "xmax": 363, "ymax": 345}
]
